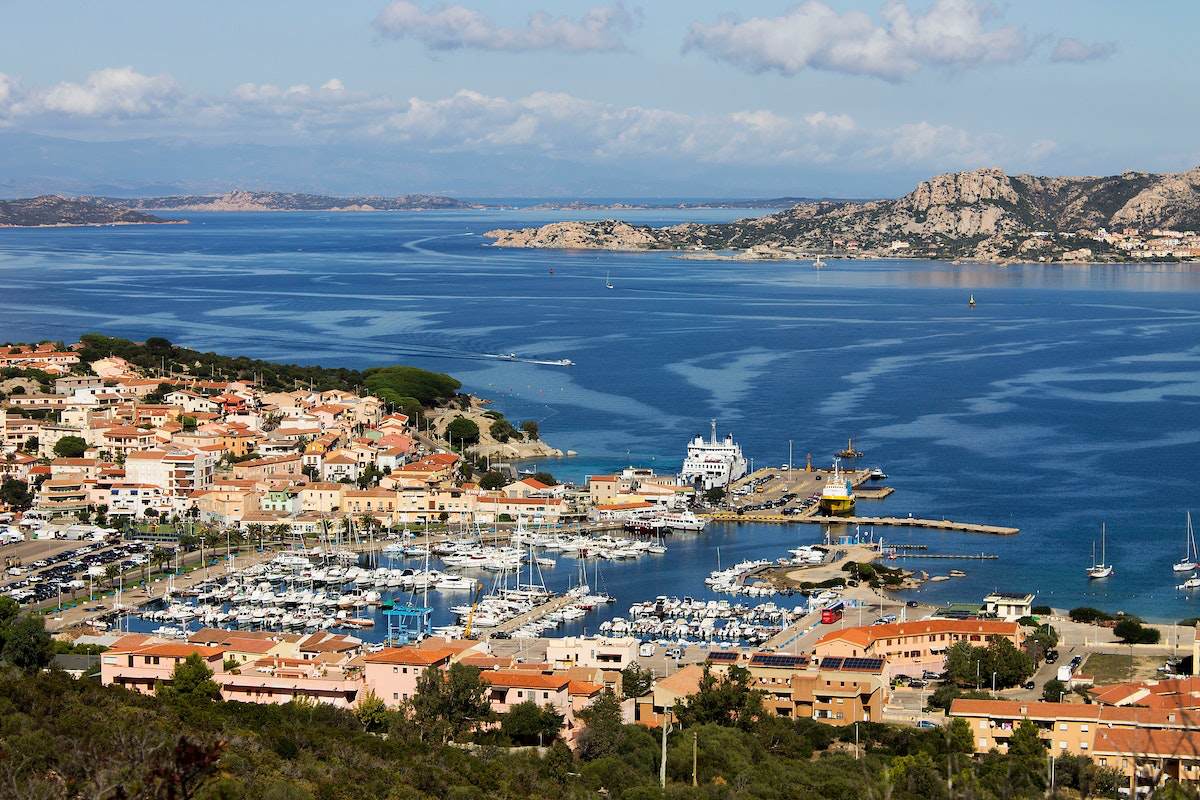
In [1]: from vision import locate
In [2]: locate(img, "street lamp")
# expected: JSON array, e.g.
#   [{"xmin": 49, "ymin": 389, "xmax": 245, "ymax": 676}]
[{"xmin": 992, "ymin": 671, "xmax": 997, "ymax": 693}]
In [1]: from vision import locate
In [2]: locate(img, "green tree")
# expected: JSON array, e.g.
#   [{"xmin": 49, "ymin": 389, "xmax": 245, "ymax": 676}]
[
  {"xmin": 703, "ymin": 486, "xmax": 725, "ymax": 504},
  {"xmin": 673, "ymin": 664, "xmax": 763, "ymax": 730},
  {"xmin": 521, "ymin": 420, "xmax": 539, "ymax": 440},
  {"xmin": 0, "ymin": 478, "xmax": 32, "ymax": 511},
  {"xmin": 362, "ymin": 366, "xmax": 461, "ymax": 406},
  {"xmin": 180, "ymin": 415, "xmax": 199, "ymax": 432},
  {"xmin": 531, "ymin": 471, "xmax": 557, "ymax": 486},
  {"xmin": 2, "ymin": 614, "xmax": 53, "ymax": 672},
  {"xmin": 52, "ymin": 435, "xmax": 88, "ymax": 458},
  {"xmin": 488, "ymin": 418, "xmax": 518, "ymax": 443},
  {"xmin": 500, "ymin": 699, "xmax": 564, "ymax": 746},
  {"xmin": 1113, "ymin": 618, "xmax": 1160, "ymax": 644},
  {"xmin": 410, "ymin": 663, "xmax": 492, "ymax": 743},
  {"xmin": 477, "ymin": 470, "xmax": 508, "ymax": 491},
  {"xmin": 1042, "ymin": 678, "xmax": 1067, "ymax": 702},
  {"xmin": 1024, "ymin": 623, "xmax": 1059, "ymax": 662},
  {"xmin": 354, "ymin": 689, "xmax": 389, "ymax": 733},
  {"xmin": 621, "ymin": 663, "xmax": 653, "ymax": 698},
  {"xmin": 159, "ymin": 653, "xmax": 221, "ymax": 701},
  {"xmin": 445, "ymin": 416, "xmax": 480, "ymax": 446},
  {"xmin": 576, "ymin": 689, "xmax": 625, "ymax": 761}
]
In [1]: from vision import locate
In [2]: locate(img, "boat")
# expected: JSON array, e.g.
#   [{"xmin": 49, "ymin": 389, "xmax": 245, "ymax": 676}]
[
  {"xmin": 605, "ymin": 272, "xmax": 614, "ymax": 289},
  {"xmin": 836, "ymin": 437, "xmax": 864, "ymax": 459},
  {"xmin": 818, "ymin": 458, "xmax": 856, "ymax": 515},
  {"xmin": 948, "ymin": 569, "xmax": 966, "ymax": 578},
  {"xmin": 1087, "ymin": 523, "xmax": 1113, "ymax": 579},
  {"xmin": 968, "ymin": 294, "xmax": 976, "ymax": 308},
  {"xmin": 1180, "ymin": 576, "xmax": 1200, "ymax": 591},
  {"xmin": 679, "ymin": 419, "xmax": 748, "ymax": 490},
  {"xmin": 867, "ymin": 467, "xmax": 887, "ymax": 480},
  {"xmin": 813, "ymin": 255, "xmax": 826, "ymax": 268},
  {"xmin": 1174, "ymin": 511, "xmax": 1198, "ymax": 573},
  {"xmin": 652, "ymin": 510, "xmax": 707, "ymax": 532},
  {"xmin": 499, "ymin": 352, "xmax": 518, "ymax": 361}
]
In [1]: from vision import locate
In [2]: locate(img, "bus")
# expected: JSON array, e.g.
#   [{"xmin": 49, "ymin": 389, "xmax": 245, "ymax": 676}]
[{"xmin": 820, "ymin": 601, "xmax": 845, "ymax": 624}]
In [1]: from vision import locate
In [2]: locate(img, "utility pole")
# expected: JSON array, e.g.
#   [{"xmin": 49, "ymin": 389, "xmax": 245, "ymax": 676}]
[
  {"xmin": 660, "ymin": 709, "xmax": 671, "ymax": 788},
  {"xmin": 692, "ymin": 730, "xmax": 698, "ymax": 787}
]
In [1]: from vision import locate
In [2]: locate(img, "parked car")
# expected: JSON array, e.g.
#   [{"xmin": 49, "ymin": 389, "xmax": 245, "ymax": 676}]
[
  {"xmin": 915, "ymin": 720, "xmax": 939, "ymax": 729},
  {"xmin": 1022, "ymin": 680, "xmax": 1036, "ymax": 690},
  {"xmin": 1043, "ymin": 650, "xmax": 1059, "ymax": 664}
]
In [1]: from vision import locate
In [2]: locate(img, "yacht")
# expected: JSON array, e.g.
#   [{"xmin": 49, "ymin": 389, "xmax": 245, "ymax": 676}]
[
  {"xmin": 653, "ymin": 510, "xmax": 707, "ymax": 532},
  {"xmin": 605, "ymin": 272, "xmax": 614, "ymax": 289},
  {"xmin": 1174, "ymin": 511, "xmax": 1198, "ymax": 573},
  {"xmin": 1180, "ymin": 576, "xmax": 1200, "ymax": 591},
  {"xmin": 1087, "ymin": 523, "xmax": 1113, "ymax": 579},
  {"xmin": 679, "ymin": 419, "xmax": 748, "ymax": 490}
]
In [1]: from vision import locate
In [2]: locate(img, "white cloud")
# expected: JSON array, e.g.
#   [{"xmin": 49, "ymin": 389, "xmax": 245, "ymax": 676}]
[
  {"xmin": 377, "ymin": 87, "xmax": 1007, "ymax": 172},
  {"xmin": 36, "ymin": 67, "xmax": 180, "ymax": 117},
  {"xmin": 685, "ymin": 0, "xmax": 1029, "ymax": 81},
  {"xmin": 373, "ymin": 1, "xmax": 635, "ymax": 53},
  {"xmin": 1051, "ymin": 37, "xmax": 1117, "ymax": 63}
]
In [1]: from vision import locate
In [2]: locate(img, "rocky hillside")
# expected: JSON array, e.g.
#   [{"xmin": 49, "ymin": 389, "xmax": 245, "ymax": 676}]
[
  {"xmin": 0, "ymin": 196, "xmax": 170, "ymax": 227},
  {"xmin": 486, "ymin": 166, "xmax": 1200, "ymax": 261},
  {"xmin": 113, "ymin": 190, "xmax": 475, "ymax": 211}
]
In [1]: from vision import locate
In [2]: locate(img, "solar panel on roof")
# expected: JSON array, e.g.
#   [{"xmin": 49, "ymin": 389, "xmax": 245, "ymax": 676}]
[
  {"xmin": 708, "ymin": 651, "xmax": 739, "ymax": 661},
  {"xmin": 751, "ymin": 654, "xmax": 807, "ymax": 668},
  {"xmin": 839, "ymin": 657, "xmax": 885, "ymax": 672},
  {"xmin": 820, "ymin": 657, "xmax": 844, "ymax": 670}
]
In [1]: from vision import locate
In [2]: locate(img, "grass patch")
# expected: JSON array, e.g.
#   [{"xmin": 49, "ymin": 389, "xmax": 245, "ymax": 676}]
[{"xmin": 1083, "ymin": 653, "xmax": 1162, "ymax": 684}]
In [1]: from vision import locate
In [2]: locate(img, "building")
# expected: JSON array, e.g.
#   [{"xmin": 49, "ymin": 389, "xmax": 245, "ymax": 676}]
[
  {"xmin": 983, "ymin": 592, "xmax": 1035, "ymax": 621},
  {"xmin": 813, "ymin": 619, "xmax": 1024, "ymax": 677},
  {"xmin": 546, "ymin": 636, "xmax": 639, "ymax": 672}
]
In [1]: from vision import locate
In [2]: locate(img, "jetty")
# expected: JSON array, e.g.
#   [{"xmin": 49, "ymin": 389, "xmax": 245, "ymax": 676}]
[
  {"xmin": 890, "ymin": 552, "xmax": 998, "ymax": 560},
  {"xmin": 485, "ymin": 595, "xmax": 577, "ymax": 638},
  {"xmin": 704, "ymin": 511, "xmax": 1018, "ymax": 535}
]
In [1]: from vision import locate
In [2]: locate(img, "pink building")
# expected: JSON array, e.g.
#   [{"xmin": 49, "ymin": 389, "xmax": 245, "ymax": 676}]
[
  {"xmin": 362, "ymin": 646, "xmax": 457, "ymax": 705},
  {"xmin": 101, "ymin": 639, "xmax": 228, "ymax": 693}
]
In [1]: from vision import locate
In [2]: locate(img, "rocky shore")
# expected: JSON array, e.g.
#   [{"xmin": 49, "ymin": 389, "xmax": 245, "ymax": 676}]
[{"xmin": 485, "ymin": 165, "xmax": 1200, "ymax": 264}]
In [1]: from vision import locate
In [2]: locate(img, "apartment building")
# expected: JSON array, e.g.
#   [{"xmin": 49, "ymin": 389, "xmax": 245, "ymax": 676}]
[{"xmin": 813, "ymin": 619, "xmax": 1023, "ymax": 677}]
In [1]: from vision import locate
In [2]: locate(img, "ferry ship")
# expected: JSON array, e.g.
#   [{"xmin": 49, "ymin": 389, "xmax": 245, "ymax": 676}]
[
  {"xmin": 679, "ymin": 420, "xmax": 748, "ymax": 490},
  {"xmin": 818, "ymin": 458, "xmax": 855, "ymax": 515}
]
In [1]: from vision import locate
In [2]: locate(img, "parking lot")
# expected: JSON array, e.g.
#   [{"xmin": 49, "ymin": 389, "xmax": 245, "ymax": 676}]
[
  {"xmin": 1, "ymin": 535, "xmax": 157, "ymax": 606},
  {"xmin": 727, "ymin": 467, "xmax": 867, "ymax": 514}
]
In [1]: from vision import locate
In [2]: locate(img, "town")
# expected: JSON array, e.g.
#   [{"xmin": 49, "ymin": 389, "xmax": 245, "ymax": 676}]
[{"xmin": 2, "ymin": 333, "xmax": 1199, "ymax": 797}]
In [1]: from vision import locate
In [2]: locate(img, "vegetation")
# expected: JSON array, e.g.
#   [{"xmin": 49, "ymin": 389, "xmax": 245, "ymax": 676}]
[
  {"xmin": 1113, "ymin": 618, "xmax": 1161, "ymax": 644},
  {"xmin": 1042, "ymin": 678, "xmax": 1067, "ymax": 702},
  {"xmin": 521, "ymin": 420, "xmax": 540, "ymax": 440},
  {"xmin": 531, "ymin": 471, "xmax": 557, "ymax": 486},
  {"xmin": 445, "ymin": 416, "xmax": 481, "ymax": 446},
  {"xmin": 945, "ymin": 638, "xmax": 1034, "ymax": 690},
  {"xmin": 52, "ymin": 434, "xmax": 88, "ymax": 458},
  {"xmin": 75, "ymin": 333, "xmax": 461, "ymax": 406},
  {"xmin": 478, "ymin": 470, "xmax": 509, "ymax": 490},
  {"xmin": 620, "ymin": 663, "xmax": 653, "ymax": 698},
  {"xmin": 0, "ymin": 661, "xmax": 1144, "ymax": 800},
  {"xmin": 1069, "ymin": 607, "xmax": 1117, "ymax": 624},
  {"xmin": 0, "ymin": 477, "xmax": 33, "ymax": 511},
  {"xmin": 489, "ymin": 417, "xmax": 520, "ymax": 443}
]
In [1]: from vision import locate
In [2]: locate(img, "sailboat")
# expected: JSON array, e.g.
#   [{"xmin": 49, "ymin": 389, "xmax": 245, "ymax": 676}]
[
  {"xmin": 1174, "ymin": 511, "xmax": 1198, "ymax": 572},
  {"xmin": 968, "ymin": 294, "xmax": 976, "ymax": 308},
  {"xmin": 813, "ymin": 255, "xmax": 826, "ymax": 268},
  {"xmin": 605, "ymin": 272, "xmax": 614, "ymax": 289},
  {"xmin": 1087, "ymin": 523, "xmax": 1113, "ymax": 579}
]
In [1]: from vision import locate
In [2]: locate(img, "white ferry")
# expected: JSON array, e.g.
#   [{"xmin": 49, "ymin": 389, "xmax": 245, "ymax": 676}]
[{"xmin": 679, "ymin": 419, "xmax": 748, "ymax": 490}]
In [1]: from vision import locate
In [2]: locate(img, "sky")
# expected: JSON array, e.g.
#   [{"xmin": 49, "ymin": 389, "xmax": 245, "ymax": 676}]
[{"xmin": 0, "ymin": 1, "xmax": 1194, "ymax": 197}]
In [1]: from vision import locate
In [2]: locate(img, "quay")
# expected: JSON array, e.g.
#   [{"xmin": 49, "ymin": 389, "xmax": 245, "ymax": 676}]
[
  {"xmin": 485, "ymin": 594, "xmax": 577, "ymax": 638},
  {"xmin": 704, "ymin": 511, "xmax": 1018, "ymax": 536}
]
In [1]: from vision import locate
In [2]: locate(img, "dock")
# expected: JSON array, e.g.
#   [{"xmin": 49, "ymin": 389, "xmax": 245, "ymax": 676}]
[
  {"xmin": 703, "ymin": 512, "xmax": 1018, "ymax": 535},
  {"xmin": 484, "ymin": 594, "xmax": 577, "ymax": 638},
  {"xmin": 855, "ymin": 487, "xmax": 895, "ymax": 499},
  {"xmin": 890, "ymin": 552, "xmax": 998, "ymax": 560}
]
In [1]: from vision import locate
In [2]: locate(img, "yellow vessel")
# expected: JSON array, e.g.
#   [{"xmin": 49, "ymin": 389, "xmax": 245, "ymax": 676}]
[{"xmin": 819, "ymin": 458, "xmax": 856, "ymax": 515}]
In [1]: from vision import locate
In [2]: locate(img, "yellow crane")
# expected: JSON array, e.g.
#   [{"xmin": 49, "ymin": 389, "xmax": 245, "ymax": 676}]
[{"xmin": 463, "ymin": 581, "xmax": 484, "ymax": 639}]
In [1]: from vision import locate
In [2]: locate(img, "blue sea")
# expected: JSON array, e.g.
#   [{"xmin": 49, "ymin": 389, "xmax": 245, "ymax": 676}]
[{"xmin": 3, "ymin": 209, "xmax": 1200, "ymax": 626}]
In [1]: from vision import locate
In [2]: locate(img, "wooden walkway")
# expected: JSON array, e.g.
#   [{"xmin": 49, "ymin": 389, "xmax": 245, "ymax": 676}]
[
  {"xmin": 704, "ymin": 512, "xmax": 1018, "ymax": 536},
  {"xmin": 485, "ymin": 595, "xmax": 577, "ymax": 637}
]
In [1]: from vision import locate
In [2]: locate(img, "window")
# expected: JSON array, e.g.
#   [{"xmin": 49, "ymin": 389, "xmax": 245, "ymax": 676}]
[
  {"xmin": 1058, "ymin": 723, "xmax": 1067, "ymax": 731},
  {"xmin": 1081, "ymin": 725, "xmax": 1088, "ymax": 732},
  {"xmin": 1059, "ymin": 742, "xmax": 1067, "ymax": 750},
  {"xmin": 393, "ymin": 667, "xmax": 398, "ymax": 673},
  {"xmin": 393, "ymin": 692, "xmax": 399, "ymax": 699}
]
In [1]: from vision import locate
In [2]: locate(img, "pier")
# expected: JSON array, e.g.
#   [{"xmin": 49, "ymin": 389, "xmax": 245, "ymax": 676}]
[
  {"xmin": 703, "ymin": 511, "xmax": 1018, "ymax": 535},
  {"xmin": 484, "ymin": 595, "xmax": 578, "ymax": 638},
  {"xmin": 890, "ymin": 552, "xmax": 998, "ymax": 560}
]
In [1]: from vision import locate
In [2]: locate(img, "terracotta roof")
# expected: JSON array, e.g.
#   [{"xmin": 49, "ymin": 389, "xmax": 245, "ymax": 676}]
[
  {"xmin": 478, "ymin": 495, "xmax": 563, "ymax": 506},
  {"xmin": 1094, "ymin": 727, "xmax": 1200, "ymax": 758},
  {"xmin": 594, "ymin": 501, "xmax": 654, "ymax": 511},
  {"xmin": 364, "ymin": 647, "xmax": 456, "ymax": 666},
  {"xmin": 568, "ymin": 680, "xmax": 604, "ymax": 696},
  {"xmin": 949, "ymin": 698, "xmax": 1200, "ymax": 728},
  {"xmin": 815, "ymin": 619, "xmax": 1020, "ymax": 648},
  {"xmin": 519, "ymin": 478, "xmax": 551, "ymax": 490},
  {"xmin": 481, "ymin": 671, "xmax": 570, "ymax": 690}
]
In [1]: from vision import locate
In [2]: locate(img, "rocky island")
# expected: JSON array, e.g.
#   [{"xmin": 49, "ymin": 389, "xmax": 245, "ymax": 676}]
[
  {"xmin": 486, "ymin": 166, "xmax": 1200, "ymax": 263},
  {"xmin": 0, "ymin": 195, "xmax": 173, "ymax": 228},
  {"xmin": 114, "ymin": 190, "xmax": 477, "ymax": 212}
]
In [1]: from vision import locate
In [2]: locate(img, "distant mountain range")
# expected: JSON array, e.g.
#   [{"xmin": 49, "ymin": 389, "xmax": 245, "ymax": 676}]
[
  {"xmin": 0, "ymin": 196, "xmax": 172, "ymax": 228},
  {"xmin": 486, "ymin": 166, "xmax": 1200, "ymax": 261},
  {"xmin": 111, "ymin": 190, "xmax": 477, "ymax": 212}
]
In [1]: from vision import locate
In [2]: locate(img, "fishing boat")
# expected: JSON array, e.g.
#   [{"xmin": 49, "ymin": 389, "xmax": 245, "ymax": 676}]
[
  {"xmin": 1087, "ymin": 523, "xmax": 1113, "ymax": 579},
  {"xmin": 1174, "ymin": 511, "xmax": 1198, "ymax": 572},
  {"xmin": 605, "ymin": 272, "xmax": 614, "ymax": 289}
]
